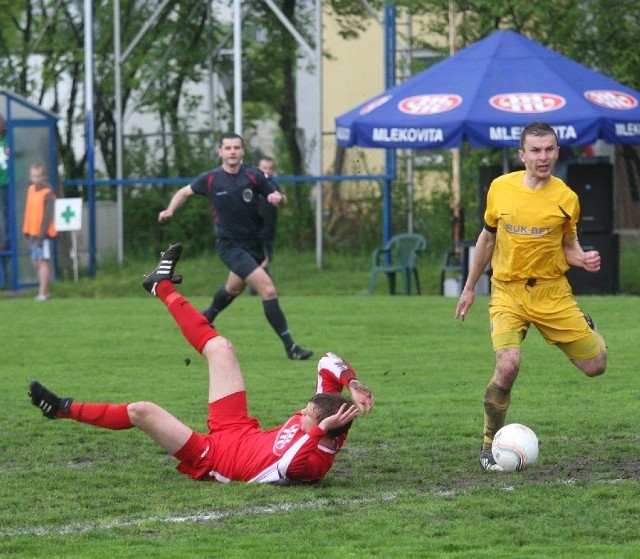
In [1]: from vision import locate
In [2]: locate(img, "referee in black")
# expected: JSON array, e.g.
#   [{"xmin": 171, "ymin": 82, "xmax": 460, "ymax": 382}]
[{"xmin": 158, "ymin": 133, "xmax": 312, "ymax": 360}]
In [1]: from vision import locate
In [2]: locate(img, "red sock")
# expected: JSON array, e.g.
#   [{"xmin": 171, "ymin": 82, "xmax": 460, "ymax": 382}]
[
  {"xmin": 156, "ymin": 280, "xmax": 219, "ymax": 353},
  {"xmin": 61, "ymin": 402, "xmax": 133, "ymax": 430}
]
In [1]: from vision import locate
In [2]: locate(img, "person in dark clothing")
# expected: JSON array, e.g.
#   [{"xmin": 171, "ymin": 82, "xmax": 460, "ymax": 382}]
[
  {"xmin": 158, "ymin": 133, "xmax": 312, "ymax": 361},
  {"xmin": 257, "ymin": 157, "xmax": 279, "ymax": 266},
  {"xmin": 248, "ymin": 157, "xmax": 281, "ymax": 297}
]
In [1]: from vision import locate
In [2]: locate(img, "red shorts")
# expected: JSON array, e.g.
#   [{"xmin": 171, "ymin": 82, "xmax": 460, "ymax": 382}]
[{"xmin": 174, "ymin": 391, "xmax": 261, "ymax": 481}]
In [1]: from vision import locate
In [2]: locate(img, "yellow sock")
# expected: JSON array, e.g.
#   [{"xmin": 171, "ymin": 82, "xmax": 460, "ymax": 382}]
[{"xmin": 483, "ymin": 382, "xmax": 511, "ymax": 450}]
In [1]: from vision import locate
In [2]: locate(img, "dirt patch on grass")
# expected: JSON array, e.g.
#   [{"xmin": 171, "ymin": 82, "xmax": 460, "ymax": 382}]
[
  {"xmin": 424, "ymin": 458, "xmax": 640, "ymax": 495},
  {"xmin": 528, "ymin": 458, "xmax": 640, "ymax": 483}
]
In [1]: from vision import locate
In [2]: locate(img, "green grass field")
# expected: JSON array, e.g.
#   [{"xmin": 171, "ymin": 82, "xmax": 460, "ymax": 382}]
[{"xmin": 1, "ymin": 251, "xmax": 640, "ymax": 558}]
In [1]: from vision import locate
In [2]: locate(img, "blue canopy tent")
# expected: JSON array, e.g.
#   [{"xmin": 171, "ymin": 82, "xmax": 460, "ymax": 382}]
[
  {"xmin": 335, "ymin": 30, "xmax": 640, "ymax": 243},
  {"xmin": 336, "ymin": 30, "xmax": 640, "ymax": 149}
]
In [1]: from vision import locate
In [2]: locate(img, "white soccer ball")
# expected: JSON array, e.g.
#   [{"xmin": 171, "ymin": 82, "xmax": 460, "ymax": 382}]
[{"xmin": 492, "ymin": 423, "xmax": 539, "ymax": 472}]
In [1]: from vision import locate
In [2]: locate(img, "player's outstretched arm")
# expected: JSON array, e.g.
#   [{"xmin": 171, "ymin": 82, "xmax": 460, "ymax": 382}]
[
  {"xmin": 159, "ymin": 185, "xmax": 194, "ymax": 223},
  {"xmin": 316, "ymin": 353, "xmax": 374, "ymax": 414},
  {"xmin": 456, "ymin": 228, "xmax": 495, "ymax": 321}
]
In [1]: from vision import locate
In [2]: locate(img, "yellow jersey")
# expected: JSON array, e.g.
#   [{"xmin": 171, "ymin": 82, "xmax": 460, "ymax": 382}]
[{"xmin": 484, "ymin": 171, "xmax": 578, "ymax": 282}]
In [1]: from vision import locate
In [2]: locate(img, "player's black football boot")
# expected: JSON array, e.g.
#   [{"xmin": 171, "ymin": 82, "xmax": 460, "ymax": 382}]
[
  {"xmin": 479, "ymin": 445, "xmax": 503, "ymax": 471},
  {"xmin": 28, "ymin": 381, "xmax": 73, "ymax": 419},
  {"xmin": 286, "ymin": 344, "xmax": 313, "ymax": 361},
  {"xmin": 143, "ymin": 243, "xmax": 183, "ymax": 296}
]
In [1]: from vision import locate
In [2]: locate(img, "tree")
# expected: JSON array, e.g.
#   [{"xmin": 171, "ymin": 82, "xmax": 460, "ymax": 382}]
[
  {"xmin": 0, "ymin": 1, "xmax": 218, "ymax": 183},
  {"xmin": 408, "ymin": 0, "xmax": 640, "ymax": 88},
  {"xmin": 1, "ymin": 1, "xmax": 637, "ymax": 254}
]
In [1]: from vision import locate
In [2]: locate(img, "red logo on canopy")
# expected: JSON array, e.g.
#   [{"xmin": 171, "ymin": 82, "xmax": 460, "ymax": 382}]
[
  {"xmin": 584, "ymin": 90, "xmax": 638, "ymax": 110},
  {"xmin": 398, "ymin": 94, "xmax": 462, "ymax": 115},
  {"xmin": 360, "ymin": 95, "xmax": 392, "ymax": 115},
  {"xmin": 489, "ymin": 93, "xmax": 565, "ymax": 113}
]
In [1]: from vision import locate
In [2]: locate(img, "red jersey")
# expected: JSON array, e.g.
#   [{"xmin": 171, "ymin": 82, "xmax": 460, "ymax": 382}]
[{"xmin": 175, "ymin": 352, "xmax": 359, "ymax": 484}]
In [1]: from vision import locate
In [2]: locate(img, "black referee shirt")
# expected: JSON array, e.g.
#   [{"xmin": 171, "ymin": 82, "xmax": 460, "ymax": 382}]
[{"xmin": 190, "ymin": 164, "xmax": 277, "ymax": 240}]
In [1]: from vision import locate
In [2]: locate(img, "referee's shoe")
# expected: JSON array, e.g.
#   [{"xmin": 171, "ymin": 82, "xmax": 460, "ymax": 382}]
[{"xmin": 287, "ymin": 344, "xmax": 313, "ymax": 360}]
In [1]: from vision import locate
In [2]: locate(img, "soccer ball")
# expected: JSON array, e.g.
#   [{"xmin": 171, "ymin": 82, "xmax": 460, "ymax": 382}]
[{"xmin": 492, "ymin": 423, "xmax": 539, "ymax": 472}]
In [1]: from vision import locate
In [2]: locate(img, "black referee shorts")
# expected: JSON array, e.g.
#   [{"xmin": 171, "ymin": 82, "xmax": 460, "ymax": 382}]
[{"xmin": 216, "ymin": 238, "xmax": 265, "ymax": 280}]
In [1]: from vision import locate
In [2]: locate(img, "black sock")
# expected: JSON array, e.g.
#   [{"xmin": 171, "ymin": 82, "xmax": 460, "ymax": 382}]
[
  {"xmin": 263, "ymin": 298, "xmax": 294, "ymax": 349},
  {"xmin": 203, "ymin": 286, "xmax": 236, "ymax": 323}
]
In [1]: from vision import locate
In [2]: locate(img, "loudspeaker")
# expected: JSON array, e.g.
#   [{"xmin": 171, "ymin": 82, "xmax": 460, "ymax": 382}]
[
  {"xmin": 567, "ymin": 163, "xmax": 613, "ymax": 233},
  {"xmin": 478, "ymin": 165, "xmax": 502, "ymax": 223},
  {"xmin": 566, "ymin": 233, "xmax": 619, "ymax": 295}
]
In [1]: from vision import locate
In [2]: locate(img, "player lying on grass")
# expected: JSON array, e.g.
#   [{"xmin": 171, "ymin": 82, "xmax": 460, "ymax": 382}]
[{"xmin": 28, "ymin": 243, "xmax": 375, "ymax": 484}]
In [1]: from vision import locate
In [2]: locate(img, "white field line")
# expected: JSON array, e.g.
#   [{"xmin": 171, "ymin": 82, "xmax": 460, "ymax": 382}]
[
  {"xmin": 0, "ymin": 493, "xmax": 399, "ymax": 538},
  {"xmin": 0, "ymin": 478, "xmax": 627, "ymax": 538}
]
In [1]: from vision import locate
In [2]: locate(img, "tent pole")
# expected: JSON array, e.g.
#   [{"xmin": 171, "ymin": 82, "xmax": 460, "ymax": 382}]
[
  {"xmin": 382, "ymin": 2, "xmax": 396, "ymax": 246},
  {"xmin": 449, "ymin": 0, "xmax": 461, "ymax": 247},
  {"xmin": 233, "ymin": 0, "xmax": 242, "ymax": 135},
  {"xmin": 84, "ymin": 0, "xmax": 96, "ymax": 277}
]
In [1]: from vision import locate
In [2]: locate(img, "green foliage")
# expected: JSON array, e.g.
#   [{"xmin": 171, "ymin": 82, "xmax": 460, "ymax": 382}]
[
  {"xmin": 119, "ymin": 122, "xmax": 220, "ymax": 255},
  {"xmin": 274, "ymin": 183, "xmax": 317, "ymax": 250},
  {"xmin": 407, "ymin": 0, "xmax": 640, "ymax": 94},
  {"xmin": 2, "ymin": 293, "xmax": 640, "ymax": 557},
  {"xmin": 578, "ymin": 1, "xmax": 640, "ymax": 90},
  {"xmin": 2, "ymin": 1, "xmax": 639, "ymax": 261},
  {"xmin": 122, "ymin": 184, "xmax": 210, "ymax": 256},
  {"xmin": 47, "ymin": 236, "xmax": 640, "ymax": 301},
  {"xmin": 618, "ymin": 239, "xmax": 640, "ymax": 294}
]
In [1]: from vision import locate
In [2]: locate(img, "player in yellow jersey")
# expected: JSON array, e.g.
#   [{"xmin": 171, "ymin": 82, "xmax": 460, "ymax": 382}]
[{"xmin": 455, "ymin": 122, "xmax": 607, "ymax": 471}]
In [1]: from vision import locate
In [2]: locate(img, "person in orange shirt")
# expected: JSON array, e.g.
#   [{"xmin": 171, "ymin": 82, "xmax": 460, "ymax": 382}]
[{"xmin": 22, "ymin": 163, "xmax": 57, "ymax": 301}]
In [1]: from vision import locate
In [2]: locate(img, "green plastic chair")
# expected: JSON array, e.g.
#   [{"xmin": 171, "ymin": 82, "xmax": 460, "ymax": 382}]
[{"xmin": 368, "ymin": 233, "xmax": 428, "ymax": 295}]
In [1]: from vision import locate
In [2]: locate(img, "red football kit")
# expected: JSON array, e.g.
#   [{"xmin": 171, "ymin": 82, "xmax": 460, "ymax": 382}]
[
  {"xmin": 173, "ymin": 352, "xmax": 358, "ymax": 484},
  {"xmin": 53, "ymin": 283, "xmax": 362, "ymax": 484}
]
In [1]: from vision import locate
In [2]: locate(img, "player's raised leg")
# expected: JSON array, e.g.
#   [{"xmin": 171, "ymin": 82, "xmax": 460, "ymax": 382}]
[
  {"xmin": 143, "ymin": 242, "xmax": 220, "ymax": 353},
  {"xmin": 144, "ymin": 243, "xmax": 247, "ymax": 403},
  {"xmin": 201, "ymin": 336, "xmax": 246, "ymax": 403},
  {"xmin": 142, "ymin": 242, "xmax": 184, "ymax": 295}
]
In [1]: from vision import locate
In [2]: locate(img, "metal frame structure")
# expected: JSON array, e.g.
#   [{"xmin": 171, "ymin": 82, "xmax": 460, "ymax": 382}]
[
  {"xmin": 103, "ymin": 0, "xmax": 324, "ymax": 267},
  {"xmin": 0, "ymin": 89, "xmax": 59, "ymax": 291},
  {"xmin": 81, "ymin": 1, "xmax": 397, "ymax": 272}
]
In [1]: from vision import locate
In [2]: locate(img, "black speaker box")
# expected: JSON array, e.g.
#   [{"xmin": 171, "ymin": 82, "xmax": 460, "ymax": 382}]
[
  {"xmin": 566, "ymin": 233, "xmax": 619, "ymax": 295},
  {"xmin": 567, "ymin": 163, "xmax": 613, "ymax": 233}
]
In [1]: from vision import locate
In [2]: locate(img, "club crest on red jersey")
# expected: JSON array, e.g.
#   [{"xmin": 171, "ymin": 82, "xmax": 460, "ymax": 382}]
[{"xmin": 273, "ymin": 417, "xmax": 301, "ymax": 456}]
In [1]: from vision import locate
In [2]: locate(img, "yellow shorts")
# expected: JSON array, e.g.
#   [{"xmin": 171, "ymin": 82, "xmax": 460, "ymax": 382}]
[{"xmin": 489, "ymin": 276, "xmax": 602, "ymax": 361}]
